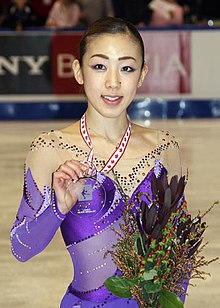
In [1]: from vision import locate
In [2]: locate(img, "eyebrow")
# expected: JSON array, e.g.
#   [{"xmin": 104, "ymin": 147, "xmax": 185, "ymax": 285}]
[{"xmin": 90, "ymin": 54, "xmax": 137, "ymax": 62}]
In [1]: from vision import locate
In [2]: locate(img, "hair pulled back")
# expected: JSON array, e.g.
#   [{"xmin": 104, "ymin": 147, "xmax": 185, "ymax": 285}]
[{"xmin": 79, "ymin": 17, "xmax": 145, "ymax": 68}]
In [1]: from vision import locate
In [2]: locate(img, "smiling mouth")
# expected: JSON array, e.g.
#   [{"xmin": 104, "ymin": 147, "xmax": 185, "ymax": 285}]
[{"xmin": 101, "ymin": 95, "xmax": 123, "ymax": 105}]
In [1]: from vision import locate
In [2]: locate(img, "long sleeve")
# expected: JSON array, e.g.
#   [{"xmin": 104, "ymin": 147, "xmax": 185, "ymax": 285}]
[
  {"xmin": 10, "ymin": 171, "xmax": 65, "ymax": 262},
  {"xmin": 10, "ymin": 131, "xmax": 66, "ymax": 262}
]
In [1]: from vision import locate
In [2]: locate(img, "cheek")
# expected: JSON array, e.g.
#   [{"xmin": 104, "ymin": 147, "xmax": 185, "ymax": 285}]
[
  {"xmin": 84, "ymin": 74, "xmax": 105, "ymax": 92},
  {"xmin": 84, "ymin": 80, "xmax": 99, "ymax": 90},
  {"xmin": 83, "ymin": 69, "xmax": 102, "ymax": 83},
  {"xmin": 124, "ymin": 76, "xmax": 140, "ymax": 91},
  {"xmin": 83, "ymin": 78, "xmax": 101, "ymax": 99}
]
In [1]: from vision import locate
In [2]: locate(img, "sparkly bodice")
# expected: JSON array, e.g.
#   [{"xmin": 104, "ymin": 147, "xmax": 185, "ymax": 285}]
[{"xmin": 60, "ymin": 166, "xmax": 159, "ymax": 302}]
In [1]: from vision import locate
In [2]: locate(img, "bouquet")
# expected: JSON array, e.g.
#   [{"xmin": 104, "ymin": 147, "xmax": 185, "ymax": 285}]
[{"xmin": 104, "ymin": 172, "xmax": 219, "ymax": 308}]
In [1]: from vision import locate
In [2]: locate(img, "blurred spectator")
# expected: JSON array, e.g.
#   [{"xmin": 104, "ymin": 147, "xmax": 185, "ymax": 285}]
[
  {"xmin": 148, "ymin": 0, "xmax": 183, "ymax": 27},
  {"xmin": 2, "ymin": 0, "xmax": 37, "ymax": 30},
  {"xmin": 78, "ymin": 0, "xmax": 113, "ymax": 26},
  {"xmin": 178, "ymin": 0, "xmax": 199, "ymax": 24},
  {"xmin": 0, "ymin": 1, "xmax": 10, "ymax": 27},
  {"xmin": 0, "ymin": 4, "xmax": 5, "ymax": 26},
  {"xmin": 31, "ymin": 0, "xmax": 55, "ymax": 26},
  {"xmin": 112, "ymin": 0, "xmax": 152, "ymax": 27},
  {"xmin": 45, "ymin": 0, "xmax": 81, "ymax": 29}
]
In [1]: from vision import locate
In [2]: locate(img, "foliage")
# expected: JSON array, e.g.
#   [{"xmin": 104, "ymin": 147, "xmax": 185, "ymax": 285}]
[{"xmin": 104, "ymin": 173, "xmax": 219, "ymax": 307}]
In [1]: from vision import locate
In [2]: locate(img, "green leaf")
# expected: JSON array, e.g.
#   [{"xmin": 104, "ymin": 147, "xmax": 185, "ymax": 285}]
[
  {"xmin": 127, "ymin": 258, "xmax": 133, "ymax": 268},
  {"xmin": 143, "ymin": 269, "xmax": 158, "ymax": 281},
  {"xmin": 134, "ymin": 234, "xmax": 146, "ymax": 255},
  {"xmin": 159, "ymin": 289, "xmax": 184, "ymax": 308},
  {"xmin": 145, "ymin": 261, "xmax": 154, "ymax": 271},
  {"xmin": 104, "ymin": 276, "xmax": 132, "ymax": 298},
  {"xmin": 142, "ymin": 281, "xmax": 162, "ymax": 294},
  {"xmin": 127, "ymin": 277, "xmax": 139, "ymax": 287}
]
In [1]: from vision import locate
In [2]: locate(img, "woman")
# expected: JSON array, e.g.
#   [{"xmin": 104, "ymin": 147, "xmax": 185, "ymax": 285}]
[
  {"xmin": 3, "ymin": 0, "xmax": 36, "ymax": 31},
  {"xmin": 149, "ymin": 0, "xmax": 183, "ymax": 27},
  {"xmin": 10, "ymin": 17, "xmax": 182, "ymax": 307},
  {"xmin": 45, "ymin": 0, "xmax": 80, "ymax": 29},
  {"xmin": 77, "ymin": 0, "xmax": 114, "ymax": 26}
]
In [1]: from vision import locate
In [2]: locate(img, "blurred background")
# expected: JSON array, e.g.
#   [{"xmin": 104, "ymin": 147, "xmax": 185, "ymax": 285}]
[{"xmin": 0, "ymin": 1, "xmax": 220, "ymax": 307}]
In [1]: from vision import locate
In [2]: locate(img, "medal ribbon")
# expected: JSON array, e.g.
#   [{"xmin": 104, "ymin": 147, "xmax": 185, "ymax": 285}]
[{"xmin": 80, "ymin": 113, "xmax": 131, "ymax": 174}]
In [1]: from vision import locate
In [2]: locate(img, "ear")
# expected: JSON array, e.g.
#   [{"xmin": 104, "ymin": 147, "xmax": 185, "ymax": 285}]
[
  {"xmin": 137, "ymin": 63, "xmax": 148, "ymax": 88},
  {"xmin": 72, "ymin": 59, "xmax": 84, "ymax": 85}
]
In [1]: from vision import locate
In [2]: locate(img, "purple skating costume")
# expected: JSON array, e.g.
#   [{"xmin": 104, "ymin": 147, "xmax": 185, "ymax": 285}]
[{"xmin": 11, "ymin": 128, "xmax": 183, "ymax": 307}]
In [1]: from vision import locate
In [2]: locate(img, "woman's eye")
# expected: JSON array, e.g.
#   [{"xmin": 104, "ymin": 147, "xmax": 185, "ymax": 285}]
[
  {"xmin": 121, "ymin": 66, "xmax": 135, "ymax": 72},
  {"xmin": 92, "ymin": 64, "xmax": 106, "ymax": 70}
]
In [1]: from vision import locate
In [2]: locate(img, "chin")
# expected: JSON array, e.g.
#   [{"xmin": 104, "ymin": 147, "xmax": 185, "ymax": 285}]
[{"xmin": 96, "ymin": 107, "xmax": 127, "ymax": 119}]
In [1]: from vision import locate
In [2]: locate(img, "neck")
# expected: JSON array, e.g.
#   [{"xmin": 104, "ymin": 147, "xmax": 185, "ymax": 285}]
[{"xmin": 85, "ymin": 110, "xmax": 130, "ymax": 144}]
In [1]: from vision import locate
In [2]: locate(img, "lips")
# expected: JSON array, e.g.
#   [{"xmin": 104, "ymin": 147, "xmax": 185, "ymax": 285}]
[{"xmin": 101, "ymin": 95, "xmax": 123, "ymax": 106}]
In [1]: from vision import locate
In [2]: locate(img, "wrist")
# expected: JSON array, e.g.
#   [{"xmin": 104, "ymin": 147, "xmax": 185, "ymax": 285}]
[{"xmin": 52, "ymin": 192, "xmax": 67, "ymax": 219}]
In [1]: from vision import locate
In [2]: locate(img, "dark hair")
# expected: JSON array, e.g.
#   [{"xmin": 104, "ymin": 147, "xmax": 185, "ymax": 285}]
[{"xmin": 79, "ymin": 17, "xmax": 145, "ymax": 68}]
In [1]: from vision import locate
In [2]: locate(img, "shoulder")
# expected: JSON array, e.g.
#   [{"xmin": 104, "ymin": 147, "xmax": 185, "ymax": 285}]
[
  {"xmin": 24, "ymin": 131, "xmax": 62, "ymax": 191},
  {"xmin": 131, "ymin": 122, "xmax": 179, "ymax": 150},
  {"xmin": 157, "ymin": 129, "xmax": 179, "ymax": 149},
  {"xmin": 28, "ymin": 121, "xmax": 82, "ymax": 158},
  {"xmin": 29, "ymin": 130, "xmax": 61, "ymax": 152},
  {"xmin": 26, "ymin": 130, "xmax": 71, "ymax": 168}
]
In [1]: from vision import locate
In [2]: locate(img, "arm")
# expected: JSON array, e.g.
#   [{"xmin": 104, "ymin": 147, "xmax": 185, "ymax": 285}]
[
  {"xmin": 158, "ymin": 130, "xmax": 182, "ymax": 179},
  {"xmin": 45, "ymin": 2, "xmax": 60, "ymax": 29},
  {"xmin": 10, "ymin": 131, "xmax": 89, "ymax": 261},
  {"xmin": 169, "ymin": 5, "xmax": 184, "ymax": 25},
  {"xmin": 11, "ymin": 183, "xmax": 65, "ymax": 262},
  {"xmin": 10, "ymin": 133, "xmax": 66, "ymax": 262}
]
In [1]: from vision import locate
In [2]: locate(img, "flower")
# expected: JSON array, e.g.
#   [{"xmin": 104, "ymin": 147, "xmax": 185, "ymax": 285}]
[
  {"xmin": 135, "ymin": 173, "xmax": 186, "ymax": 254},
  {"xmin": 104, "ymin": 173, "xmax": 219, "ymax": 308}
]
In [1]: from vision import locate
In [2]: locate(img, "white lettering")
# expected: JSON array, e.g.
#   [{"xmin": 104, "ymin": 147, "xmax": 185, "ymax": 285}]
[
  {"xmin": 21, "ymin": 56, "xmax": 49, "ymax": 75},
  {"xmin": 146, "ymin": 53, "xmax": 187, "ymax": 78},
  {"xmin": 163, "ymin": 54, "xmax": 187, "ymax": 77},
  {"xmin": 153, "ymin": 54, "xmax": 160, "ymax": 76},
  {"xmin": 0, "ymin": 55, "xmax": 49, "ymax": 76},
  {"xmin": 57, "ymin": 54, "xmax": 75, "ymax": 78},
  {"xmin": 0, "ymin": 56, "xmax": 20, "ymax": 75}
]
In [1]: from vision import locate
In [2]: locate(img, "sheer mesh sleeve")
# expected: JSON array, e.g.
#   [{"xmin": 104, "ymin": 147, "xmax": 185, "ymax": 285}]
[
  {"xmin": 10, "ymin": 131, "xmax": 67, "ymax": 262},
  {"xmin": 157, "ymin": 130, "xmax": 182, "ymax": 179}
]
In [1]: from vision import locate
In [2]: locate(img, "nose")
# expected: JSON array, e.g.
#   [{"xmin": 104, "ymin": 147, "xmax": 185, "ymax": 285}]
[{"xmin": 105, "ymin": 69, "xmax": 121, "ymax": 89}]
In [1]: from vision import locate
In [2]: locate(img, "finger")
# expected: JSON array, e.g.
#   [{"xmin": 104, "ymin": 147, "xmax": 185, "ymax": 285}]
[
  {"xmin": 54, "ymin": 160, "xmax": 89, "ymax": 182},
  {"xmin": 56, "ymin": 164, "xmax": 80, "ymax": 181},
  {"xmin": 80, "ymin": 160, "xmax": 91, "ymax": 175},
  {"xmin": 65, "ymin": 160, "xmax": 88, "ymax": 178},
  {"xmin": 71, "ymin": 159, "xmax": 89, "ymax": 173},
  {"xmin": 53, "ymin": 169, "xmax": 71, "ymax": 180}
]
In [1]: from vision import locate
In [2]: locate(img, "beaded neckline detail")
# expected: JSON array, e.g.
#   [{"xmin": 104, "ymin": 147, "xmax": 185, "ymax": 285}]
[{"xmin": 29, "ymin": 130, "xmax": 179, "ymax": 194}]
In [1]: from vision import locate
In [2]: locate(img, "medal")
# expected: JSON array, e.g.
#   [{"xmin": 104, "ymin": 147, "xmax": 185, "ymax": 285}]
[{"xmin": 64, "ymin": 113, "xmax": 131, "ymax": 217}]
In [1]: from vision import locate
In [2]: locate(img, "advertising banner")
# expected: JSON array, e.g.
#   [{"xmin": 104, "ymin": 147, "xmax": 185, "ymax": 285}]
[
  {"xmin": 139, "ymin": 31, "xmax": 191, "ymax": 95},
  {"xmin": 51, "ymin": 32, "xmax": 82, "ymax": 94},
  {"xmin": 1, "ymin": 29, "xmax": 220, "ymax": 101},
  {"xmin": 0, "ymin": 33, "xmax": 51, "ymax": 94}
]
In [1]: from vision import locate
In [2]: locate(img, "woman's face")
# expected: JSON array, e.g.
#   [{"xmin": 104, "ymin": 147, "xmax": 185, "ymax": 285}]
[{"xmin": 73, "ymin": 33, "xmax": 148, "ymax": 119}]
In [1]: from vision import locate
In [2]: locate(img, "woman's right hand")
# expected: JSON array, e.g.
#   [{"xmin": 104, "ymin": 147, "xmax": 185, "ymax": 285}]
[{"xmin": 52, "ymin": 160, "xmax": 89, "ymax": 215}]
